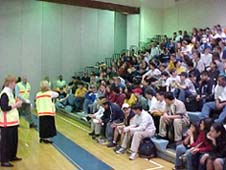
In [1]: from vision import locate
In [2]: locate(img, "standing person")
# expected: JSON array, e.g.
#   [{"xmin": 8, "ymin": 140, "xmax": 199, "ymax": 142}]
[
  {"xmin": 0, "ymin": 75, "xmax": 22, "ymax": 167},
  {"xmin": 15, "ymin": 76, "xmax": 36, "ymax": 128},
  {"xmin": 36, "ymin": 80, "xmax": 59, "ymax": 143}
]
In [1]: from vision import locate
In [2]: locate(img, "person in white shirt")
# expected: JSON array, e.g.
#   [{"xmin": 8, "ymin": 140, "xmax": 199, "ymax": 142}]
[
  {"xmin": 142, "ymin": 62, "xmax": 161, "ymax": 83},
  {"xmin": 201, "ymin": 47, "xmax": 212, "ymax": 68},
  {"xmin": 200, "ymin": 74, "xmax": 226, "ymax": 123},
  {"xmin": 192, "ymin": 50, "xmax": 205, "ymax": 73},
  {"xmin": 165, "ymin": 69, "xmax": 180, "ymax": 92},
  {"xmin": 116, "ymin": 104, "xmax": 156, "ymax": 160},
  {"xmin": 149, "ymin": 91, "xmax": 166, "ymax": 133}
]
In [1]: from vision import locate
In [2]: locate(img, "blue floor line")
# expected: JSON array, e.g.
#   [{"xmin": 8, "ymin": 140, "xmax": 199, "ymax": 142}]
[{"xmin": 32, "ymin": 115, "xmax": 113, "ymax": 170}]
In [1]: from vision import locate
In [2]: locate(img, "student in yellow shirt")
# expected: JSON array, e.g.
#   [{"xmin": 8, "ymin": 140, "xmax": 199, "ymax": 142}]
[{"xmin": 74, "ymin": 82, "xmax": 87, "ymax": 112}]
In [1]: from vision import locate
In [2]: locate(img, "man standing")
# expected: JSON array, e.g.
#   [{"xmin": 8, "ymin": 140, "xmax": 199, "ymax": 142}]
[{"xmin": 15, "ymin": 76, "xmax": 36, "ymax": 128}]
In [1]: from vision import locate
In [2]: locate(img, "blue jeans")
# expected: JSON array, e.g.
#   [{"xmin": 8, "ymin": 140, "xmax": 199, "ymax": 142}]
[
  {"xmin": 175, "ymin": 144, "xmax": 187, "ymax": 167},
  {"xmin": 200, "ymin": 101, "xmax": 226, "ymax": 123},
  {"xmin": 83, "ymin": 99, "xmax": 93, "ymax": 114},
  {"xmin": 186, "ymin": 150, "xmax": 205, "ymax": 170}
]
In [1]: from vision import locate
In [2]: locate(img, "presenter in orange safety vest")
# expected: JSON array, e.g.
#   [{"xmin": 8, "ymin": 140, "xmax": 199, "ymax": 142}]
[
  {"xmin": 0, "ymin": 75, "xmax": 22, "ymax": 167},
  {"xmin": 15, "ymin": 76, "xmax": 36, "ymax": 128},
  {"xmin": 36, "ymin": 80, "xmax": 58, "ymax": 143}
]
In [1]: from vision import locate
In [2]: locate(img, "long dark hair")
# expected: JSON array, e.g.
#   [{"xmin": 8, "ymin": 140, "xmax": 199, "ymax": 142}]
[
  {"xmin": 202, "ymin": 118, "xmax": 214, "ymax": 136},
  {"xmin": 211, "ymin": 123, "xmax": 226, "ymax": 144}
]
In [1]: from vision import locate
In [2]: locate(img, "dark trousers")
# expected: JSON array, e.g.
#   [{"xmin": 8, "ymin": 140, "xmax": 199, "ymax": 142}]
[{"xmin": 0, "ymin": 126, "xmax": 18, "ymax": 163}]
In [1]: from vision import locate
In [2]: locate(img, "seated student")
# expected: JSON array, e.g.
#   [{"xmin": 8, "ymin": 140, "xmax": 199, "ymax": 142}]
[
  {"xmin": 107, "ymin": 103, "xmax": 135, "ymax": 147},
  {"xmin": 200, "ymin": 74, "xmax": 226, "ymax": 123},
  {"xmin": 88, "ymin": 104, "xmax": 105, "ymax": 140},
  {"xmin": 56, "ymin": 75, "xmax": 67, "ymax": 89},
  {"xmin": 185, "ymin": 118, "xmax": 213, "ymax": 170},
  {"xmin": 83, "ymin": 85, "xmax": 96, "ymax": 115},
  {"xmin": 74, "ymin": 82, "xmax": 87, "ymax": 111},
  {"xmin": 149, "ymin": 91, "xmax": 166, "ymax": 133},
  {"xmin": 97, "ymin": 98, "xmax": 124, "ymax": 146},
  {"xmin": 157, "ymin": 92, "xmax": 190, "ymax": 143},
  {"xmin": 173, "ymin": 123, "xmax": 199, "ymax": 170},
  {"xmin": 132, "ymin": 88, "xmax": 148, "ymax": 111},
  {"xmin": 115, "ymin": 103, "xmax": 156, "ymax": 160},
  {"xmin": 200, "ymin": 123, "xmax": 226, "ymax": 170},
  {"xmin": 173, "ymin": 72, "xmax": 197, "ymax": 103},
  {"xmin": 196, "ymin": 71, "xmax": 215, "ymax": 111}
]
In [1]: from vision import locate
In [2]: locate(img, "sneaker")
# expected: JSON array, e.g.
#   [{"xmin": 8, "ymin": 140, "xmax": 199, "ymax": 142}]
[
  {"xmin": 116, "ymin": 147, "xmax": 126, "ymax": 154},
  {"xmin": 129, "ymin": 152, "xmax": 137, "ymax": 160},
  {"xmin": 82, "ymin": 117, "xmax": 88, "ymax": 122},
  {"xmin": 107, "ymin": 142, "xmax": 116, "ymax": 148}
]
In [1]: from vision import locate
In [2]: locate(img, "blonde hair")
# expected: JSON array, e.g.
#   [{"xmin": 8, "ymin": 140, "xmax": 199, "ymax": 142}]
[
  {"xmin": 40, "ymin": 80, "xmax": 50, "ymax": 92},
  {"xmin": 3, "ymin": 75, "xmax": 16, "ymax": 87}
]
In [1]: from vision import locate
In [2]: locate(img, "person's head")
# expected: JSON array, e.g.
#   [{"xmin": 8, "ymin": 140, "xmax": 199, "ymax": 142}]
[
  {"xmin": 199, "ymin": 118, "xmax": 213, "ymax": 135},
  {"xmin": 132, "ymin": 88, "xmax": 143, "ymax": 97},
  {"xmin": 98, "ymin": 97, "xmax": 109, "ymax": 110},
  {"xmin": 192, "ymin": 50, "xmax": 201, "ymax": 61},
  {"xmin": 189, "ymin": 122, "xmax": 200, "ymax": 140},
  {"xmin": 156, "ymin": 91, "xmax": 164, "ymax": 101},
  {"xmin": 208, "ymin": 123, "xmax": 226, "ymax": 140},
  {"xmin": 22, "ymin": 76, "xmax": 27, "ymax": 84},
  {"xmin": 180, "ymin": 72, "xmax": 188, "ymax": 81},
  {"xmin": 132, "ymin": 103, "xmax": 143, "ymax": 115},
  {"xmin": 164, "ymin": 92, "xmax": 175, "ymax": 105},
  {"xmin": 59, "ymin": 75, "xmax": 63, "ymax": 81},
  {"xmin": 40, "ymin": 80, "xmax": 50, "ymax": 92},
  {"xmin": 145, "ymin": 89, "xmax": 156, "ymax": 99},
  {"xmin": 217, "ymin": 74, "xmax": 226, "ymax": 87},
  {"xmin": 200, "ymin": 71, "xmax": 209, "ymax": 81},
  {"xmin": 121, "ymin": 103, "xmax": 131, "ymax": 115},
  {"xmin": 149, "ymin": 62, "xmax": 156, "ymax": 70},
  {"xmin": 3, "ymin": 75, "xmax": 17, "ymax": 90},
  {"xmin": 77, "ymin": 82, "xmax": 84, "ymax": 89}
]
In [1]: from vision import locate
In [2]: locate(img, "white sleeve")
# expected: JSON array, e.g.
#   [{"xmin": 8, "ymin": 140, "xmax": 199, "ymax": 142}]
[{"xmin": 51, "ymin": 91, "xmax": 59, "ymax": 99}]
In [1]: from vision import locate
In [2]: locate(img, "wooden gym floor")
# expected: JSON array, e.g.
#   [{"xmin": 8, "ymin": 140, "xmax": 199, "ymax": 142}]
[{"xmin": 2, "ymin": 113, "xmax": 174, "ymax": 170}]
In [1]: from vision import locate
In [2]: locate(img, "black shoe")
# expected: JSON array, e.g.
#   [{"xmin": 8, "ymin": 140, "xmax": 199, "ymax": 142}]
[
  {"xmin": 1, "ymin": 162, "xmax": 13, "ymax": 167},
  {"xmin": 29, "ymin": 123, "xmax": 37, "ymax": 128},
  {"xmin": 88, "ymin": 131, "xmax": 95, "ymax": 136},
  {"xmin": 107, "ymin": 142, "xmax": 116, "ymax": 148},
  {"xmin": 92, "ymin": 134, "xmax": 99, "ymax": 140},
  {"xmin": 11, "ymin": 157, "xmax": 22, "ymax": 161},
  {"xmin": 43, "ymin": 139, "xmax": 53, "ymax": 144}
]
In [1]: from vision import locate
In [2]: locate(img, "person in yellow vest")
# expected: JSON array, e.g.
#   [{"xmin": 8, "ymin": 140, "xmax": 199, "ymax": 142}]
[
  {"xmin": 36, "ymin": 80, "xmax": 59, "ymax": 143},
  {"xmin": 15, "ymin": 76, "xmax": 36, "ymax": 128},
  {"xmin": 0, "ymin": 75, "xmax": 22, "ymax": 167}
]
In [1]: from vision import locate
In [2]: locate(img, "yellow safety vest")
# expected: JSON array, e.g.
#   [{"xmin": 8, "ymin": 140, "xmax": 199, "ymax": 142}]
[
  {"xmin": 36, "ymin": 91, "xmax": 55, "ymax": 116},
  {"xmin": 17, "ymin": 82, "xmax": 31, "ymax": 100},
  {"xmin": 0, "ymin": 88, "xmax": 20, "ymax": 127}
]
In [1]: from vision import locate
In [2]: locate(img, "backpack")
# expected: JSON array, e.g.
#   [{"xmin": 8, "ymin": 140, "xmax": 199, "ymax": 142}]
[{"xmin": 138, "ymin": 137, "xmax": 156, "ymax": 159}]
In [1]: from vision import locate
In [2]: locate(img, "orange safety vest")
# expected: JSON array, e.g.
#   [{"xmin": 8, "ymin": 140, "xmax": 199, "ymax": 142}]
[
  {"xmin": 0, "ymin": 88, "xmax": 19, "ymax": 127},
  {"xmin": 36, "ymin": 91, "xmax": 55, "ymax": 116}
]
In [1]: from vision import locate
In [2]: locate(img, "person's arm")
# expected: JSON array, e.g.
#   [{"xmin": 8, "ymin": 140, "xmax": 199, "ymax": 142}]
[
  {"xmin": 15, "ymin": 85, "xmax": 23, "ymax": 100},
  {"xmin": 51, "ymin": 91, "xmax": 59, "ymax": 99},
  {"xmin": 0, "ymin": 93, "xmax": 22, "ymax": 111}
]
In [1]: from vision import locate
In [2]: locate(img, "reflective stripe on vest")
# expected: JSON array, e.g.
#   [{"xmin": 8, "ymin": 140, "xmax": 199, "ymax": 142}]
[
  {"xmin": 36, "ymin": 91, "xmax": 55, "ymax": 116},
  {"xmin": 0, "ymin": 88, "xmax": 20, "ymax": 127},
  {"xmin": 17, "ymin": 82, "xmax": 31, "ymax": 100}
]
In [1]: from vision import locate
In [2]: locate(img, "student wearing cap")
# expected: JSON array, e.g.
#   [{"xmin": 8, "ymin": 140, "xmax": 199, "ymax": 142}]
[
  {"xmin": 116, "ymin": 103, "xmax": 156, "ymax": 160},
  {"xmin": 108, "ymin": 103, "xmax": 135, "ymax": 147},
  {"xmin": 200, "ymin": 74, "xmax": 226, "ymax": 123},
  {"xmin": 132, "ymin": 88, "xmax": 148, "ymax": 111}
]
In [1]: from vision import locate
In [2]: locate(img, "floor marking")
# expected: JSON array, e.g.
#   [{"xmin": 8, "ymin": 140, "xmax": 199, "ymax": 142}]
[
  {"xmin": 57, "ymin": 114, "xmax": 165, "ymax": 170},
  {"xmin": 56, "ymin": 115, "xmax": 90, "ymax": 133},
  {"xmin": 53, "ymin": 143, "xmax": 84, "ymax": 170}
]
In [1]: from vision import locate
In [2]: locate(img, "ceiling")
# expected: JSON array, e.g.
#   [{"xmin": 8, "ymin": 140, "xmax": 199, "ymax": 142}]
[{"xmin": 92, "ymin": 0, "xmax": 189, "ymax": 9}]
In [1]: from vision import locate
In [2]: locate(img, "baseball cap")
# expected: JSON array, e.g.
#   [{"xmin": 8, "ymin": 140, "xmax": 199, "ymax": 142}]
[{"xmin": 122, "ymin": 103, "xmax": 130, "ymax": 109}]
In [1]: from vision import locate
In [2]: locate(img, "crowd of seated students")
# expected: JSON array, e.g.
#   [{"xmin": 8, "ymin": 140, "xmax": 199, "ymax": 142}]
[{"xmin": 52, "ymin": 24, "xmax": 226, "ymax": 166}]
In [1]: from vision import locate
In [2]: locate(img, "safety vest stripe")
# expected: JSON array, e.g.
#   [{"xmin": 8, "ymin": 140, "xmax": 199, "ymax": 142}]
[
  {"xmin": 38, "ymin": 112, "xmax": 55, "ymax": 115},
  {"xmin": 0, "ymin": 120, "xmax": 19, "ymax": 126},
  {"xmin": 36, "ymin": 95, "xmax": 51, "ymax": 99},
  {"xmin": 3, "ymin": 112, "xmax": 7, "ymax": 127},
  {"xmin": 19, "ymin": 90, "xmax": 30, "ymax": 93}
]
